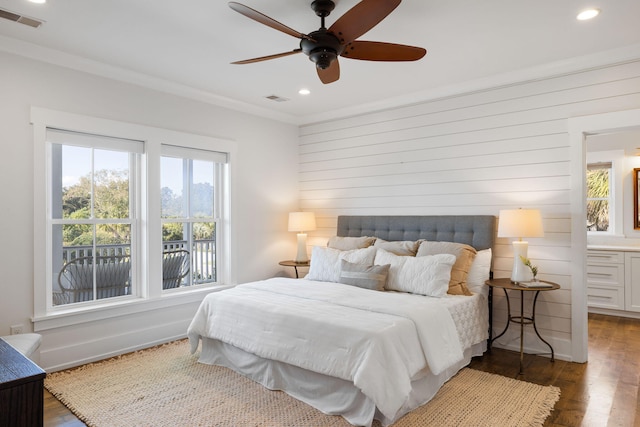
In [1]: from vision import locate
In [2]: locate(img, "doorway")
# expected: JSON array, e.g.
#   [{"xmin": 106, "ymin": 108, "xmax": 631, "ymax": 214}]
[{"xmin": 568, "ymin": 108, "xmax": 640, "ymax": 363}]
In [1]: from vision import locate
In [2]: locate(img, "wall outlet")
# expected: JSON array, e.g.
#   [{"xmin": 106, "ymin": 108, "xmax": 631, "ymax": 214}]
[{"xmin": 10, "ymin": 324, "xmax": 24, "ymax": 335}]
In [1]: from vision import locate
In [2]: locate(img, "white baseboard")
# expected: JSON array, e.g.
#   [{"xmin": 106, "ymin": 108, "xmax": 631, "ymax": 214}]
[{"xmin": 489, "ymin": 328, "xmax": 573, "ymax": 362}]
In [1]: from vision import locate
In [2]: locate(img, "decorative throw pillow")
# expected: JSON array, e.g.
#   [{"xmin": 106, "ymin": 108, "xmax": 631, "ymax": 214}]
[
  {"xmin": 306, "ymin": 246, "xmax": 377, "ymax": 283},
  {"xmin": 373, "ymin": 238, "xmax": 421, "ymax": 256},
  {"xmin": 339, "ymin": 260, "xmax": 390, "ymax": 291},
  {"xmin": 466, "ymin": 248, "xmax": 492, "ymax": 295},
  {"xmin": 327, "ymin": 236, "xmax": 376, "ymax": 251},
  {"xmin": 417, "ymin": 241, "xmax": 477, "ymax": 296},
  {"xmin": 374, "ymin": 248, "xmax": 456, "ymax": 297}
]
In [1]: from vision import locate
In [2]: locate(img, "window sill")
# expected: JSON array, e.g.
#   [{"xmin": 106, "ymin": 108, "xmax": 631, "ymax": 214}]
[{"xmin": 33, "ymin": 284, "xmax": 235, "ymax": 332}]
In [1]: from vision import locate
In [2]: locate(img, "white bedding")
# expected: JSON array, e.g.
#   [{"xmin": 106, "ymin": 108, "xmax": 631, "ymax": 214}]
[
  {"xmin": 188, "ymin": 277, "xmax": 487, "ymax": 425},
  {"xmin": 440, "ymin": 292, "xmax": 489, "ymax": 350}
]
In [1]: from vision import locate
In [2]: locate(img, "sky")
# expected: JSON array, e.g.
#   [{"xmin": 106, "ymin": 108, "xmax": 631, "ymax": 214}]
[{"xmin": 62, "ymin": 146, "xmax": 213, "ymax": 194}]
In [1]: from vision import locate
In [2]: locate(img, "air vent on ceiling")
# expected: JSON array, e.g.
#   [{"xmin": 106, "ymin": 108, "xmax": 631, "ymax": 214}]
[
  {"xmin": 0, "ymin": 8, "xmax": 44, "ymax": 28},
  {"xmin": 265, "ymin": 95, "xmax": 290, "ymax": 103}
]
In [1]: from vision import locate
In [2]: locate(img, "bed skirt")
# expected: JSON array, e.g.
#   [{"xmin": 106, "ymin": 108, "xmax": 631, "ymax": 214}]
[{"xmin": 197, "ymin": 337, "xmax": 486, "ymax": 427}]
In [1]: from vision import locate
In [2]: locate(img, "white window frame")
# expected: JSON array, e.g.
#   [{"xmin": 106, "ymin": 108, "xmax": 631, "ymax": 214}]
[
  {"xmin": 47, "ymin": 129, "xmax": 143, "ymax": 308},
  {"xmin": 160, "ymin": 145, "xmax": 227, "ymax": 289},
  {"xmin": 31, "ymin": 107, "xmax": 235, "ymax": 330},
  {"xmin": 586, "ymin": 150, "xmax": 624, "ymax": 236}
]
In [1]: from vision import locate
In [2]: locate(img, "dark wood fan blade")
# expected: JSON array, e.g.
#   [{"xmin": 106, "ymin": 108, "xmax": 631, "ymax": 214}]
[
  {"xmin": 228, "ymin": 2, "xmax": 312, "ymax": 40},
  {"xmin": 231, "ymin": 49, "xmax": 302, "ymax": 64},
  {"xmin": 328, "ymin": 0, "xmax": 401, "ymax": 45},
  {"xmin": 317, "ymin": 59, "xmax": 340, "ymax": 84},
  {"xmin": 341, "ymin": 41, "xmax": 426, "ymax": 61}
]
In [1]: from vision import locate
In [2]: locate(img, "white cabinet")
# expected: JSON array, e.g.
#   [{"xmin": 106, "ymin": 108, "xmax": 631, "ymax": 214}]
[
  {"xmin": 625, "ymin": 252, "xmax": 640, "ymax": 312},
  {"xmin": 587, "ymin": 250, "xmax": 625, "ymax": 310}
]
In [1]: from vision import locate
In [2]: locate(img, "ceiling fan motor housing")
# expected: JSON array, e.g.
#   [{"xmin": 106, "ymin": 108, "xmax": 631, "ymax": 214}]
[
  {"xmin": 300, "ymin": 29, "xmax": 344, "ymax": 69},
  {"xmin": 310, "ymin": 0, "xmax": 335, "ymax": 17}
]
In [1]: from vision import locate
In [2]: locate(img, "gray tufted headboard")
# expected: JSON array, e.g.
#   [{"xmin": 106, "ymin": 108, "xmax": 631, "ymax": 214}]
[{"xmin": 336, "ymin": 215, "xmax": 496, "ymax": 251}]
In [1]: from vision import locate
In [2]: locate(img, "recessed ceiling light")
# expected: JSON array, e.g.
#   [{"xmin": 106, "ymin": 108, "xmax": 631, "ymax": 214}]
[
  {"xmin": 577, "ymin": 9, "xmax": 600, "ymax": 20},
  {"xmin": 298, "ymin": 88, "xmax": 311, "ymax": 95},
  {"xmin": 28, "ymin": 0, "xmax": 46, "ymax": 3}
]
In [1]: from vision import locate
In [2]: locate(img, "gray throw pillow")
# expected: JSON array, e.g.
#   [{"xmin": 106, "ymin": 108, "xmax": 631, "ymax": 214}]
[{"xmin": 339, "ymin": 259, "xmax": 390, "ymax": 291}]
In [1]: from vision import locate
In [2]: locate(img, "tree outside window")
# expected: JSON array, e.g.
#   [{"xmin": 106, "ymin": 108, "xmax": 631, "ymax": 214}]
[{"xmin": 586, "ymin": 163, "xmax": 611, "ymax": 232}]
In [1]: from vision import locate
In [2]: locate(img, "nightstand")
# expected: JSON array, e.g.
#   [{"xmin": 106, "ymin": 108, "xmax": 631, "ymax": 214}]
[
  {"xmin": 485, "ymin": 277, "xmax": 560, "ymax": 375},
  {"xmin": 279, "ymin": 260, "xmax": 310, "ymax": 278}
]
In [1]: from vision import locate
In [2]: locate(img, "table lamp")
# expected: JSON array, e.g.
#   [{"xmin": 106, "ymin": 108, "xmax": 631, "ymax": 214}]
[
  {"xmin": 497, "ymin": 209, "xmax": 544, "ymax": 283},
  {"xmin": 288, "ymin": 212, "xmax": 316, "ymax": 263}
]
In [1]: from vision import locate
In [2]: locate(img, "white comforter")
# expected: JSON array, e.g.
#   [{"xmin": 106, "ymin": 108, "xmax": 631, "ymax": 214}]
[{"xmin": 187, "ymin": 278, "xmax": 464, "ymax": 420}]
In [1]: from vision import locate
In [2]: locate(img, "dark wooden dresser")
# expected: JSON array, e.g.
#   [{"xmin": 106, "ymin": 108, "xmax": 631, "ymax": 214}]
[{"xmin": 0, "ymin": 337, "xmax": 46, "ymax": 427}]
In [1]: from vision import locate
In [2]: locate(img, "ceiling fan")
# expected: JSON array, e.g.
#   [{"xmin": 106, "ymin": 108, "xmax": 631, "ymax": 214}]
[{"xmin": 228, "ymin": 0, "xmax": 427, "ymax": 84}]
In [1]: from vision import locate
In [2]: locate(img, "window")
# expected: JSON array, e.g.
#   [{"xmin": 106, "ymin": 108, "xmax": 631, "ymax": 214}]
[
  {"xmin": 161, "ymin": 146, "xmax": 226, "ymax": 289},
  {"xmin": 49, "ymin": 130, "xmax": 142, "ymax": 306},
  {"xmin": 33, "ymin": 108, "xmax": 233, "ymax": 321},
  {"xmin": 586, "ymin": 162, "xmax": 612, "ymax": 232}
]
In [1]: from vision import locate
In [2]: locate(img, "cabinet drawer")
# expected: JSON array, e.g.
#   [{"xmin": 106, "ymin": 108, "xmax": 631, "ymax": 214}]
[
  {"xmin": 588, "ymin": 286, "xmax": 625, "ymax": 310},
  {"xmin": 586, "ymin": 264, "xmax": 624, "ymax": 287},
  {"xmin": 587, "ymin": 250, "xmax": 624, "ymax": 265}
]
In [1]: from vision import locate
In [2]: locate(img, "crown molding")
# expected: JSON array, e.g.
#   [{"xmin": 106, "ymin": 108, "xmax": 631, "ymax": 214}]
[{"xmin": 2, "ymin": 34, "xmax": 639, "ymax": 127}]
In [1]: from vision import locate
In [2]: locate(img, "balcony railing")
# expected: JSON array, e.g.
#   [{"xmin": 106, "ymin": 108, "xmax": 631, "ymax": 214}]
[{"xmin": 61, "ymin": 239, "xmax": 216, "ymax": 285}]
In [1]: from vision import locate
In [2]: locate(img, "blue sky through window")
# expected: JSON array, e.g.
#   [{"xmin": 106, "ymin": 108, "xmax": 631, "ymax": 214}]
[{"xmin": 62, "ymin": 148, "xmax": 212, "ymax": 195}]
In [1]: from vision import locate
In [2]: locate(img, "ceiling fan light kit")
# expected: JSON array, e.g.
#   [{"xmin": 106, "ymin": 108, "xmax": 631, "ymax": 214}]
[
  {"xmin": 300, "ymin": 30, "xmax": 343, "ymax": 69},
  {"xmin": 228, "ymin": 0, "xmax": 426, "ymax": 84}
]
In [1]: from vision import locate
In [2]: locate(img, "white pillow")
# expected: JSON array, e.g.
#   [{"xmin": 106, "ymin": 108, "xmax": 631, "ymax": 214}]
[
  {"xmin": 374, "ymin": 248, "xmax": 456, "ymax": 297},
  {"xmin": 417, "ymin": 241, "xmax": 476, "ymax": 296},
  {"xmin": 306, "ymin": 246, "xmax": 377, "ymax": 283},
  {"xmin": 466, "ymin": 248, "xmax": 492, "ymax": 295}
]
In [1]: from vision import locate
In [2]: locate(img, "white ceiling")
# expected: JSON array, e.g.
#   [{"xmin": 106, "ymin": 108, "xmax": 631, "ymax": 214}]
[{"xmin": 1, "ymin": 0, "xmax": 639, "ymax": 124}]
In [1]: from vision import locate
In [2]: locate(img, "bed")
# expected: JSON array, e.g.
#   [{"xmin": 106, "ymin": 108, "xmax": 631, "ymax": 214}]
[{"xmin": 187, "ymin": 215, "xmax": 496, "ymax": 426}]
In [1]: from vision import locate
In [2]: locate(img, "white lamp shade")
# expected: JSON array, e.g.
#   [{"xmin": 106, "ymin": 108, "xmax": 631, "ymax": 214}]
[
  {"xmin": 288, "ymin": 212, "xmax": 316, "ymax": 232},
  {"xmin": 497, "ymin": 209, "xmax": 544, "ymax": 239}
]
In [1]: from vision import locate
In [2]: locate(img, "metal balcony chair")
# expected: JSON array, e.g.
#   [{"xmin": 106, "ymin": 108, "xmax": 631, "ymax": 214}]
[
  {"xmin": 55, "ymin": 255, "xmax": 131, "ymax": 305},
  {"xmin": 162, "ymin": 249, "xmax": 190, "ymax": 289}
]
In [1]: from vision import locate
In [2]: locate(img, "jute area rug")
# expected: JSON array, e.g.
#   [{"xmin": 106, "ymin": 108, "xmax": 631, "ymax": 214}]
[{"xmin": 45, "ymin": 339, "xmax": 560, "ymax": 427}]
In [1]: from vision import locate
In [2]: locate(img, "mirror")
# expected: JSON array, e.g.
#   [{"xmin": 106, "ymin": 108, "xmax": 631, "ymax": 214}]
[{"xmin": 635, "ymin": 168, "xmax": 640, "ymax": 230}]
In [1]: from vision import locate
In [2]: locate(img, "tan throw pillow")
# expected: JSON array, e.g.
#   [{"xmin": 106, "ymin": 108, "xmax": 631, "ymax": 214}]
[
  {"xmin": 327, "ymin": 236, "xmax": 376, "ymax": 251},
  {"xmin": 373, "ymin": 238, "xmax": 421, "ymax": 256},
  {"xmin": 416, "ymin": 241, "xmax": 477, "ymax": 296}
]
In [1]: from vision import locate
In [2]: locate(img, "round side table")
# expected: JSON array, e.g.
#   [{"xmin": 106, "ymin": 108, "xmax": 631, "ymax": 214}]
[
  {"xmin": 485, "ymin": 277, "xmax": 560, "ymax": 375},
  {"xmin": 279, "ymin": 260, "xmax": 310, "ymax": 278}
]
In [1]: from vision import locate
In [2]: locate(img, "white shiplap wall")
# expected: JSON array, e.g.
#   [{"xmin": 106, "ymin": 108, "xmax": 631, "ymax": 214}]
[{"xmin": 298, "ymin": 60, "xmax": 640, "ymax": 361}]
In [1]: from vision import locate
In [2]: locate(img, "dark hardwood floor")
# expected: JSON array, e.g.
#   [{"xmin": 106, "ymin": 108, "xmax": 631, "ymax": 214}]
[
  {"xmin": 471, "ymin": 313, "xmax": 640, "ymax": 427},
  {"xmin": 44, "ymin": 313, "xmax": 640, "ymax": 427}
]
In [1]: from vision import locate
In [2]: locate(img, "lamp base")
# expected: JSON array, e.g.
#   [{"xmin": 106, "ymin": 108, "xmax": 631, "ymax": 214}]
[
  {"xmin": 294, "ymin": 233, "xmax": 309, "ymax": 263},
  {"xmin": 511, "ymin": 241, "xmax": 532, "ymax": 283}
]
